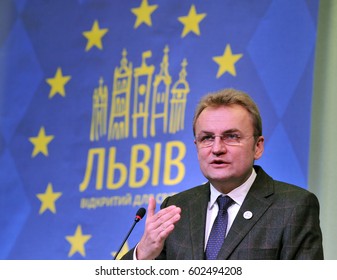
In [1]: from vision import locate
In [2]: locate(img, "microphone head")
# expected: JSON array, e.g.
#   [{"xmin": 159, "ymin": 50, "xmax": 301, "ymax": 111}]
[{"xmin": 135, "ymin": 207, "xmax": 146, "ymax": 222}]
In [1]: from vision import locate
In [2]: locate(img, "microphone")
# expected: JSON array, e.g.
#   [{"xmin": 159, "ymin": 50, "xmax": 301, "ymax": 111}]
[{"xmin": 114, "ymin": 207, "xmax": 146, "ymax": 260}]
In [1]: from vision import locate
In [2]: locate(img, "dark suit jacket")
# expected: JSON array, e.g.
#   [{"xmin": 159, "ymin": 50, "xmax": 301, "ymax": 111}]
[{"xmin": 122, "ymin": 165, "xmax": 323, "ymax": 260}]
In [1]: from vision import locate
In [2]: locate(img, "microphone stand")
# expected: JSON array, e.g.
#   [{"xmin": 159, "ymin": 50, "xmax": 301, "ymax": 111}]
[
  {"xmin": 114, "ymin": 219, "xmax": 139, "ymax": 260},
  {"xmin": 114, "ymin": 207, "xmax": 146, "ymax": 260}
]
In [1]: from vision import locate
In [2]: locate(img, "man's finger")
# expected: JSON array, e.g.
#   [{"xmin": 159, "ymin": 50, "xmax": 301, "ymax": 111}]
[{"xmin": 147, "ymin": 196, "xmax": 156, "ymax": 218}]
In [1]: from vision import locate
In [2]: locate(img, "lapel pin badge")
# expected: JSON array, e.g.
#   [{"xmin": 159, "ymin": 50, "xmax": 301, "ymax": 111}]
[{"xmin": 243, "ymin": 211, "xmax": 253, "ymax": 220}]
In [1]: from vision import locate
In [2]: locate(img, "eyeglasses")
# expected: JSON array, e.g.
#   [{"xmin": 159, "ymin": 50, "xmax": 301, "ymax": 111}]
[{"xmin": 195, "ymin": 133, "xmax": 255, "ymax": 147}]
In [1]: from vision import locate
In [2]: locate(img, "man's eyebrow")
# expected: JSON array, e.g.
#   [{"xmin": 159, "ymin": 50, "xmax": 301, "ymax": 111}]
[
  {"xmin": 198, "ymin": 129, "xmax": 241, "ymax": 135},
  {"xmin": 223, "ymin": 129, "xmax": 241, "ymax": 133}
]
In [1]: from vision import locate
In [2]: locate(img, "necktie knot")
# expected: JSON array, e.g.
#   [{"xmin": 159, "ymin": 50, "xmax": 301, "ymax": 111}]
[{"xmin": 217, "ymin": 195, "xmax": 233, "ymax": 212}]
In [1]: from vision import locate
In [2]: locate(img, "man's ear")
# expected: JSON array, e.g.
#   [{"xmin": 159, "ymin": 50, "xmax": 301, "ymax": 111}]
[{"xmin": 254, "ymin": 136, "xmax": 264, "ymax": 160}]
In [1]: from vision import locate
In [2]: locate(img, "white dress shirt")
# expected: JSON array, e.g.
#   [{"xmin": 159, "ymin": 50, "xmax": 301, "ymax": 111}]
[{"xmin": 204, "ymin": 168, "xmax": 256, "ymax": 249}]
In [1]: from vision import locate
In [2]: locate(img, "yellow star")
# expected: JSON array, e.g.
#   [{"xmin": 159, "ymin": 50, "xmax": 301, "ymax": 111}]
[
  {"xmin": 82, "ymin": 20, "xmax": 108, "ymax": 51},
  {"xmin": 65, "ymin": 225, "xmax": 92, "ymax": 257},
  {"xmin": 36, "ymin": 183, "xmax": 62, "ymax": 214},
  {"xmin": 29, "ymin": 127, "xmax": 54, "ymax": 157},
  {"xmin": 131, "ymin": 0, "xmax": 158, "ymax": 28},
  {"xmin": 213, "ymin": 44, "xmax": 243, "ymax": 77},
  {"xmin": 178, "ymin": 4, "xmax": 206, "ymax": 38},
  {"xmin": 46, "ymin": 67, "xmax": 71, "ymax": 98},
  {"xmin": 112, "ymin": 241, "xmax": 129, "ymax": 260}
]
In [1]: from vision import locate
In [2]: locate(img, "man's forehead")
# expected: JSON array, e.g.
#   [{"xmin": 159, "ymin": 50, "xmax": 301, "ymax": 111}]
[{"xmin": 195, "ymin": 106, "xmax": 254, "ymax": 132}]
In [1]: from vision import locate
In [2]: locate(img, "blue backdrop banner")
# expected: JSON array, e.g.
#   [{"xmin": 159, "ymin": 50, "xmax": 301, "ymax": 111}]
[{"xmin": 0, "ymin": 0, "xmax": 319, "ymax": 259}]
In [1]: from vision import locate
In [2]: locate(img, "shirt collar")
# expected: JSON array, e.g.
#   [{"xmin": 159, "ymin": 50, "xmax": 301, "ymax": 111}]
[{"xmin": 208, "ymin": 168, "xmax": 257, "ymax": 209}]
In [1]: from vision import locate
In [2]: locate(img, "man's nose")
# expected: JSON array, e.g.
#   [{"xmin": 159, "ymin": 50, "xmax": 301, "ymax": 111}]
[{"xmin": 211, "ymin": 136, "xmax": 227, "ymax": 154}]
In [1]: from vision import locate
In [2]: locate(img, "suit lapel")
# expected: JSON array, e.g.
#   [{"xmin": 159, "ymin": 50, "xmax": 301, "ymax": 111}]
[
  {"xmin": 188, "ymin": 183, "xmax": 210, "ymax": 259},
  {"xmin": 217, "ymin": 166, "xmax": 275, "ymax": 259}
]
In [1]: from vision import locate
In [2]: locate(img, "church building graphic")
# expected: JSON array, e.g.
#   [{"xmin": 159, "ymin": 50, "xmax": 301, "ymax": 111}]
[{"xmin": 90, "ymin": 46, "xmax": 190, "ymax": 142}]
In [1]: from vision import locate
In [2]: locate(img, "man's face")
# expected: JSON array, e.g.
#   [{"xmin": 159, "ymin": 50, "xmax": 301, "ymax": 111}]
[{"xmin": 194, "ymin": 105, "xmax": 264, "ymax": 192}]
